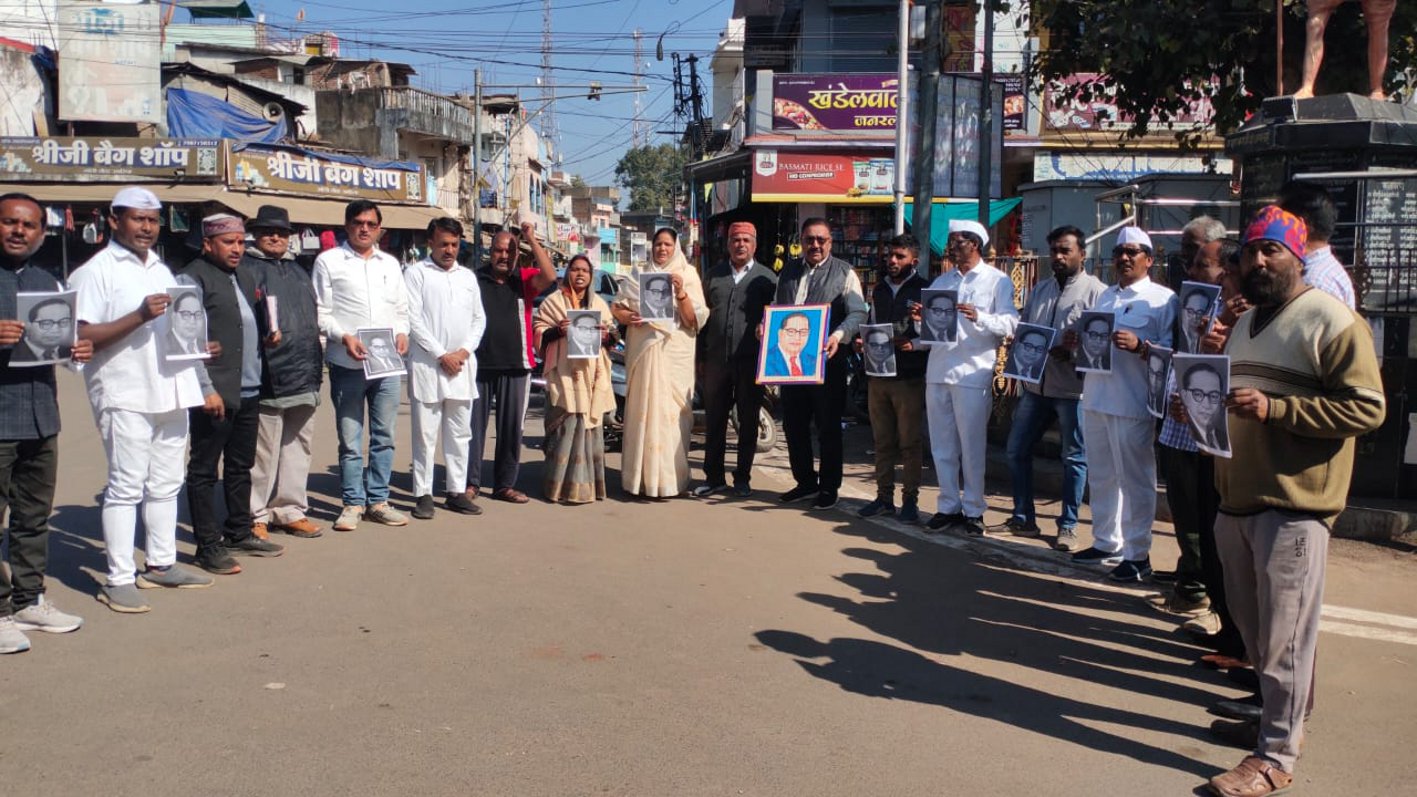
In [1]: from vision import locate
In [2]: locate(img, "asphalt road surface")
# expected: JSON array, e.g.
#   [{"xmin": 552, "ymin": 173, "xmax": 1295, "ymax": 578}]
[{"xmin": 2, "ymin": 371, "xmax": 1413, "ymax": 796}]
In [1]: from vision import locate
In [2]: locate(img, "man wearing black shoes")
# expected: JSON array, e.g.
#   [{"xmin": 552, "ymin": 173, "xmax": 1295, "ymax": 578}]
[{"xmin": 774, "ymin": 218, "xmax": 867, "ymax": 510}]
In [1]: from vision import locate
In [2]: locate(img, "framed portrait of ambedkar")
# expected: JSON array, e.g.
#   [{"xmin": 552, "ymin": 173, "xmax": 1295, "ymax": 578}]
[{"xmin": 757, "ymin": 304, "xmax": 829, "ymax": 386}]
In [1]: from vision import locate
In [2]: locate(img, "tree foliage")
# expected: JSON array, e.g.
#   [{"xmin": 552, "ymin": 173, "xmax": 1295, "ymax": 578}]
[
  {"xmin": 1030, "ymin": 0, "xmax": 1417, "ymax": 143},
  {"xmin": 614, "ymin": 143, "xmax": 688, "ymax": 212}
]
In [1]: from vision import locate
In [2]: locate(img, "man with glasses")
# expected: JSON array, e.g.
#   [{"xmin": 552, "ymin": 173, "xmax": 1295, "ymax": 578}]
[
  {"xmin": 0, "ymin": 192, "xmax": 93, "ymax": 651},
  {"xmin": 1154, "ymin": 238, "xmax": 1237, "ymax": 621},
  {"xmin": 1065, "ymin": 226, "xmax": 1177, "ymax": 582},
  {"xmin": 12, "ymin": 297, "xmax": 74, "ymax": 363},
  {"xmin": 994, "ymin": 226, "xmax": 1103, "ymax": 549},
  {"xmin": 774, "ymin": 218, "xmax": 867, "ymax": 511},
  {"xmin": 764, "ymin": 311, "xmax": 817, "ymax": 377},
  {"xmin": 245, "ymin": 205, "xmax": 326, "ymax": 540},
  {"xmin": 313, "ymin": 200, "xmax": 410, "ymax": 531},
  {"xmin": 1179, "ymin": 287, "xmax": 1214, "ymax": 354},
  {"xmin": 915, "ymin": 219, "xmax": 1018, "ymax": 536}
]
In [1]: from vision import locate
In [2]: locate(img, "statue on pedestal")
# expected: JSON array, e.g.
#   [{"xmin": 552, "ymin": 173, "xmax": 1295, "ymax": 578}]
[{"xmin": 1294, "ymin": 0, "xmax": 1397, "ymax": 100}]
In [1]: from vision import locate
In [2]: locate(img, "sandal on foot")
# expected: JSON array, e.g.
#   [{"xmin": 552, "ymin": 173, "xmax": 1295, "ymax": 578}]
[{"xmin": 1208, "ymin": 756, "xmax": 1293, "ymax": 797}]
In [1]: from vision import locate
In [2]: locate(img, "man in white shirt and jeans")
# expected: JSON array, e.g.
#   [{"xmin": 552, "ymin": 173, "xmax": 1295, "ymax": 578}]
[
  {"xmin": 916, "ymin": 219, "xmax": 1018, "ymax": 536},
  {"xmin": 73, "ymin": 186, "xmax": 221, "ymax": 613},
  {"xmin": 312, "ymin": 200, "xmax": 411, "ymax": 531},
  {"xmin": 404, "ymin": 217, "xmax": 486, "ymax": 519}
]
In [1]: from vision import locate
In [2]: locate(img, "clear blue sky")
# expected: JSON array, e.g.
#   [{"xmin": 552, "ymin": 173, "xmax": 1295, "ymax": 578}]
[{"xmin": 244, "ymin": 0, "xmax": 732, "ymax": 186}]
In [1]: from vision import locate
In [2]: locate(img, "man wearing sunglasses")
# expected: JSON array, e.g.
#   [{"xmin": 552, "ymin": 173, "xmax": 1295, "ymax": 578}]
[
  {"xmin": 773, "ymin": 218, "xmax": 867, "ymax": 511},
  {"xmin": 1065, "ymin": 226, "xmax": 1177, "ymax": 583},
  {"xmin": 245, "ymin": 205, "xmax": 326, "ymax": 541}
]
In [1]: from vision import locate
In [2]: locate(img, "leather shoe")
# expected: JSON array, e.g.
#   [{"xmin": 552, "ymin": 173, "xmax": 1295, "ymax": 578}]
[{"xmin": 1207, "ymin": 755, "xmax": 1292, "ymax": 797}]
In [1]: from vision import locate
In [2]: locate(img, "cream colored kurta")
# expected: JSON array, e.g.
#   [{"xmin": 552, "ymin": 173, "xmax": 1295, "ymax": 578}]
[
  {"xmin": 403, "ymin": 259, "xmax": 486, "ymax": 403},
  {"xmin": 534, "ymin": 288, "xmax": 616, "ymax": 427},
  {"xmin": 615, "ymin": 250, "xmax": 709, "ymax": 497}
]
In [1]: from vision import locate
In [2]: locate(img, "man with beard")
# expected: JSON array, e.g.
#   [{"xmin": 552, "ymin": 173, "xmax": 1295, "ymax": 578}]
[
  {"xmin": 73, "ymin": 187, "xmax": 221, "ymax": 612},
  {"xmin": 179, "ymin": 214, "xmax": 286, "ymax": 575},
  {"xmin": 856, "ymin": 233, "xmax": 928, "ymax": 523},
  {"xmin": 774, "ymin": 217, "xmax": 868, "ymax": 511},
  {"xmin": 467, "ymin": 223, "xmax": 556, "ymax": 504},
  {"xmin": 246, "ymin": 205, "xmax": 325, "ymax": 541},
  {"xmin": 916, "ymin": 220, "xmax": 1018, "ymax": 536},
  {"xmin": 313, "ymin": 200, "xmax": 410, "ymax": 531},
  {"xmin": 1065, "ymin": 226, "xmax": 1176, "ymax": 582},
  {"xmin": 1200, "ymin": 205, "xmax": 1383, "ymax": 797},
  {"xmin": 992, "ymin": 225, "xmax": 1103, "ymax": 550},
  {"xmin": 696, "ymin": 220, "xmax": 776, "ymax": 498},
  {"xmin": 0, "ymin": 193, "xmax": 93, "ymax": 651}
]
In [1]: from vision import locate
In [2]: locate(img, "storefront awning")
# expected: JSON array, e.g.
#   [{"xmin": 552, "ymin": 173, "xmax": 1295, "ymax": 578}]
[
  {"xmin": 904, "ymin": 198, "xmax": 1023, "ymax": 256},
  {"xmin": 5, "ymin": 183, "xmax": 449, "ymax": 231}
]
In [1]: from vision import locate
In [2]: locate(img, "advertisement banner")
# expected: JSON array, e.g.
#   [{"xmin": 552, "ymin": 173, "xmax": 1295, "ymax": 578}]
[
  {"xmin": 57, "ymin": 0, "xmax": 162, "ymax": 124},
  {"xmin": 1044, "ymin": 73, "xmax": 1213, "ymax": 132},
  {"xmin": 751, "ymin": 149, "xmax": 897, "ymax": 203},
  {"xmin": 772, "ymin": 74, "xmax": 901, "ymax": 132},
  {"xmin": 910, "ymin": 73, "xmax": 1003, "ymax": 200},
  {"xmin": 228, "ymin": 143, "xmax": 424, "ymax": 203},
  {"xmin": 0, "ymin": 137, "xmax": 222, "ymax": 182},
  {"xmin": 1001, "ymin": 74, "xmax": 1027, "ymax": 132}
]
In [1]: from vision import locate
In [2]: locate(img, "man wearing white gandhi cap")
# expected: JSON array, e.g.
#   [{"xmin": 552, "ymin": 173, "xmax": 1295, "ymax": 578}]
[
  {"xmin": 913, "ymin": 217, "xmax": 1018, "ymax": 535},
  {"xmin": 1065, "ymin": 224, "xmax": 1177, "ymax": 583},
  {"xmin": 70, "ymin": 186, "xmax": 224, "ymax": 612}
]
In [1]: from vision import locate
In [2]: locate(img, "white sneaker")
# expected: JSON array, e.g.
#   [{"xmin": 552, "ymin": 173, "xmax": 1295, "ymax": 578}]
[
  {"xmin": 333, "ymin": 505, "xmax": 363, "ymax": 532},
  {"xmin": 12, "ymin": 595, "xmax": 83, "ymax": 633},
  {"xmin": 364, "ymin": 502, "xmax": 409, "ymax": 527},
  {"xmin": 0, "ymin": 615, "xmax": 32, "ymax": 654}
]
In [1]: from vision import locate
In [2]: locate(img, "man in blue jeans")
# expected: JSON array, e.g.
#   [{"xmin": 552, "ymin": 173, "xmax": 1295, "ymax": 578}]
[
  {"xmin": 312, "ymin": 200, "xmax": 411, "ymax": 531},
  {"xmin": 990, "ymin": 225, "xmax": 1104, "ymax": 551}
]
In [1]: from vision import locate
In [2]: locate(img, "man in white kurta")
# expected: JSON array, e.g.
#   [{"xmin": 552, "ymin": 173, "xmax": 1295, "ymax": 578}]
[
  {"xmin": 72, "ymin": 187, "xmax": 220, "ymax": 613},
  {"xmin": 404, "ymin": 219, "xmax": 487, "ymax": 519},
  {"xmin": 920, "ymin": 220, "xmax": 1018, "ymax": 536},
  {"xmin": 1068, "ymin": 226, "xmax": 1177, "ymax": 583}
]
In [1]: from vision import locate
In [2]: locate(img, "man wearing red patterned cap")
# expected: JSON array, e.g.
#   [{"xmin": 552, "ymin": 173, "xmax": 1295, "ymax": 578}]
[
  {"xmin": 694, "ymin": 220, "xmax": 777, "ymax": 497},
  {"xmin": 179, "ymin": 213, "xmax": 286, "ymax": 576},
  {"xmin": 1197, "ymin": 205, "xmax": 1384, "ymax": 797}
]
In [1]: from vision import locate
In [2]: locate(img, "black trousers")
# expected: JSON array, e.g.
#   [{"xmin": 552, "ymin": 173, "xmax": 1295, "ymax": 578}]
[
  {"xmin": 701, "ymin": 359, "xmax": 764, "ymax": 487},
  {"xmin": 0, "ymin": 435, "xmax": 58, "ymax": 614},
  {"xmin": 1162, "ymin": 445, "xmax": 1244, "ymax": 658},
  {"xmin": 780, "ymin": 356, "xmax": 846, "ymax": 493},
  {"xmin": 468, "ymin": 372, "xmax": 529, "ymax": 492},
  {"xmin": 186, "ymin": 396, "xmax": 260, "ymax": 552}
]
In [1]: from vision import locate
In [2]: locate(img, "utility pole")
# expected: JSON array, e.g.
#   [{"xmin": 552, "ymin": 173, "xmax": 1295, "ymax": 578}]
[
  {"xmin": 541, "ymin": 0, "xmax": 559, "ymax": 163},
  {"xmin": 910, "ymin": 0, "xmax": 943, "ymax": 275},
  {"xmin": 892, "ymin": 0, "xmax": 909, "ymax": 235},
  {"xmin": 976, "ymin": 0, "xmax": 995, "ymax": 234},
  {"xmin": 472, "ymin": 66, "xmax": 483, "ymax": 265},
  {"xmin": 632, "ymin": 29, "xmax": 646, "ymax": 148}
]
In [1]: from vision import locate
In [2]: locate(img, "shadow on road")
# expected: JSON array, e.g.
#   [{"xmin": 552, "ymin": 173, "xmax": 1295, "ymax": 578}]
[{"xmin": 753, "ymin": 516, "xmax": 1229, "ymax": 779}]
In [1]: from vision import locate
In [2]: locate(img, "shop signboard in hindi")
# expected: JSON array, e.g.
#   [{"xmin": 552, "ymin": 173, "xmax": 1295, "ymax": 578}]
[
  {"xmin": 772, "ymin": 74, "xmax": 901, "ymax": 132},
  {"xmin": 752, "ymin": 149, "xmax": 896, "ymax": 203},
  {"xmin": 0, "ymin": 137, "xmax": 222, "ymax": 182},
  {"xmin": 228, "ymin": 143, "xmax": 425, "ymax": 203}
]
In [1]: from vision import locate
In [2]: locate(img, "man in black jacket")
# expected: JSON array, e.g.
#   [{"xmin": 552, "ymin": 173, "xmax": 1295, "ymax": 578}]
[
  {"xmin": 857, "ymin": 233, "xmax": 928, "ymax": 524},
  {"xmin": 180, "ymin": 214, "xmax": 284, "ymax": 575},
  {"xmin": 774, "ymin": 217, "xmax": 869, "ymax": 510},
  {"xmin": 0, "ymin": 193, "xmax": 93, "ymax": 652},
  {"xmin": 694, "ymin": 221, "xmax": 777, "ymax": 498},
  {"xmin": 245, "ymin": 205, "xmax": 325, "ymax": 540}
]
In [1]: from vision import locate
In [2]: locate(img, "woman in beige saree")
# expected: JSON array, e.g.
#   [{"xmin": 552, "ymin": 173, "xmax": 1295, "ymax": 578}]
[
  {"xmin": 611, "ymin": 228, "xmax": 708, "ymax": 497},
  {"xmin": 534, "ymin": 255, "xmax": 617, "ymax": 504}
]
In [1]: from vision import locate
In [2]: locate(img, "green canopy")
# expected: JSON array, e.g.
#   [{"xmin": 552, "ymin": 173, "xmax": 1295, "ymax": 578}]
[
  {"xmin": 179, "ymin": 0, "xmax": 254, "ymax": 20},
  {"xmin": 904, "ymin": 198, "xmax": 1022, "ymax": 256}
]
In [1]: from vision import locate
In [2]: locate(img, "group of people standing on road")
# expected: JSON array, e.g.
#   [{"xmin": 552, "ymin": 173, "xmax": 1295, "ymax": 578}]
[{"xmin": 0, "ymin": 180, "xmax": 1386, "ymax": 797}]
